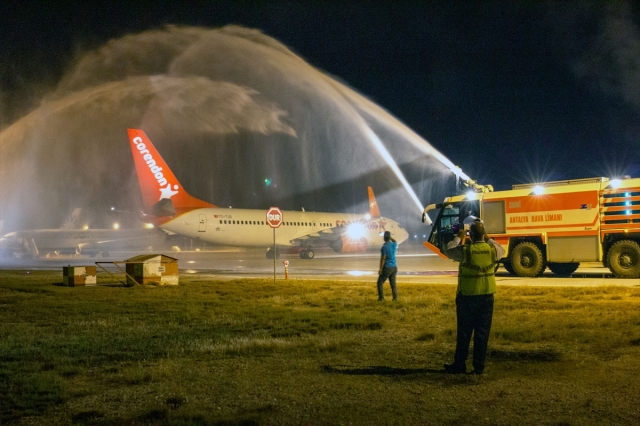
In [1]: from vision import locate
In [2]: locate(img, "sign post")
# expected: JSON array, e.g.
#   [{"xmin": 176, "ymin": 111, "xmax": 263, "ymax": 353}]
[{"xmin": 266, "ymin": 207, "xmax": 283, "ymax": 284}]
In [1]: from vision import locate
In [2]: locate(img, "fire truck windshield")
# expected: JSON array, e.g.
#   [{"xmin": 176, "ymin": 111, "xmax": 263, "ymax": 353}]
[{"xmin": 428, "ymin": 200, "xmax": 480, "ymax": 249}]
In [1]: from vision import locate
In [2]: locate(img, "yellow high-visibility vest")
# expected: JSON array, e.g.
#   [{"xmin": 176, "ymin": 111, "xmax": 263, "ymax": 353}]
[{"xmin": 458, "ymin": 241, "xmax": 497, "ymax": 295}]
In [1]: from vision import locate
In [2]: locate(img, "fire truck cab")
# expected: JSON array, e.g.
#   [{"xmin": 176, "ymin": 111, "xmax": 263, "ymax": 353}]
[{"xmin": 422, "ymin": 177, "xmax": 640, "ymax": 278}]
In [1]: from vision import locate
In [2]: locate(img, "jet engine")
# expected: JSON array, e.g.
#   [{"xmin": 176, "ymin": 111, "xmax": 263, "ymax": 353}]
[{"xmin": 331, "ymin": 236, "xmax": 368, "ymax": 254}]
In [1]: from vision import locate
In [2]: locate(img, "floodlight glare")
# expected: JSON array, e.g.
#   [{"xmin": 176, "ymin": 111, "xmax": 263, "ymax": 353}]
[
  {"xmin": 610, "ymin": 179, "xmax": 622, "ymax": 189},
  {"xmin": 533, "ymin": 185, "xmax": 545, "ymax": 195},
  {"xmin": 466, "ymin": 190, "xmax": 478, "ymax": 200},
  {"xmin": 346, "ymin": 222, "xmax": 366, "ymax": 239}
]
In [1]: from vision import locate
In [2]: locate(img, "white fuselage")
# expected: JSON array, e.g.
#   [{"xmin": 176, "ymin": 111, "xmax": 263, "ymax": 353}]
[{"xmin": 159, "ymin": 208, "xmax": 408, "ymax": 248}]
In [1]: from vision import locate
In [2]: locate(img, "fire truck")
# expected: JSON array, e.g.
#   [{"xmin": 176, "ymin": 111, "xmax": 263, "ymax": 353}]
[{"xmin": 421, "ymin": 176, "xmax": 640, "ymax": 278}]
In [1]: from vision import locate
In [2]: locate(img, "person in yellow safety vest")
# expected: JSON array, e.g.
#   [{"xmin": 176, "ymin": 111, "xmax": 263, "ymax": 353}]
[{"xmin": 443, "ymin": 219, "xmax": 505, "ymax": 375}]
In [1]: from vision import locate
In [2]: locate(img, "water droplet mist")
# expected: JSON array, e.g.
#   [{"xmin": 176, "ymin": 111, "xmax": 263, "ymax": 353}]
[{"xmin": 0, "ymin": 25, "xmax": 464, "ymax": 231}]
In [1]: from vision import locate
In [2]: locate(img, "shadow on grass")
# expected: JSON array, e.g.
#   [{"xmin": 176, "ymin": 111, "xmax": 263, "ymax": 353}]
[
  {"xmin": 489, "ymin": 349, "xmax": 561, "ymax": 362},
  {"xmin": 322, "ymin": 365, "xmax": 441, "ymax": 375}
]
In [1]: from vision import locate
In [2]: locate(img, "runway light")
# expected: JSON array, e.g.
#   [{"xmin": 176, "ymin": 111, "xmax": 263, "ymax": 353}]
[
  {"xmin": 145, "ymin": 223, "xmax": 154, "ymax": 229},
  {"xmin": 346, "ymin": 222, "xmax": 366, "ymax": 239},
  {"xmin": 112, "ymin": 223, "xmax": 120, "ymax": 230},
  {"xmin": 533, "ymin": 185, "xmax": 545, "ymax": 195},
  {"xmin": 264, "ymin": 178, "xmax": 272, "ymax": 187},
  {"xmin": 347, "ymin": 270, "xmax": 373, "ymax": 276},
  {"xmin": 82, "ymin": 225, "xmax": 89, "ymax": 230},
  {"xmin": 111, "ymin": 207, "xmax": 115, "ymax": 211}
]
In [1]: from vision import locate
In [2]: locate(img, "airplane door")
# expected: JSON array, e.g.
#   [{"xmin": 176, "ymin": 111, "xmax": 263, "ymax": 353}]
[{"xmin": 198, "ymin": 214, "xmax": 206, "ymax": 232}]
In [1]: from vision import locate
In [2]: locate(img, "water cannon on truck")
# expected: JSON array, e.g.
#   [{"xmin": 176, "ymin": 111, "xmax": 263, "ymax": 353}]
[{"xmin": 421, "ymin": 176, "xmax": 640, "ymax": 278}]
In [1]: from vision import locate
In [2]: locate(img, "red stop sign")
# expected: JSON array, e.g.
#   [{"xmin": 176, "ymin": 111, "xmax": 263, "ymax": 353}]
[{"xmin": 266, "ymin": 207, "xmax": 283, "ymax": 228}]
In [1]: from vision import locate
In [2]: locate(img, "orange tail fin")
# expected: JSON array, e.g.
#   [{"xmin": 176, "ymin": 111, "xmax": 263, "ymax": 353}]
[
  {"xmin": 367, "ymin": 186, "xmax": 381, "ymax": 218},
  {"xmin": 128, "ymin": 129, "xmax": 215, "ymax": 217}
]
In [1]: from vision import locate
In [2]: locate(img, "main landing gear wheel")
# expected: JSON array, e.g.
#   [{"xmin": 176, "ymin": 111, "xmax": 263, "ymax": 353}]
[
  {"xmin": 607, "ymin": 240, "xmax": 640, "ymax": 278},
  {"xmin": 510, "ymin": 242, "xmax": 545, "ymax": 277},
  {"xmin": 547, "ymin": 262, "xmax": 579, "ymax": 276},
  {"xmin": 300, "ymin": 249, "xmax": 315, "ymax": 259}
]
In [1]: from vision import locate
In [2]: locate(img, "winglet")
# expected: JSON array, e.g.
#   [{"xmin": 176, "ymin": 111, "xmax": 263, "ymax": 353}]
[
  {"xmin": 367, "ymin": 186, "xmax": 381, "ymax": 218},
  {"xmin": 128, "ymin": 129, "xmax": 215, "ymax": 219}
]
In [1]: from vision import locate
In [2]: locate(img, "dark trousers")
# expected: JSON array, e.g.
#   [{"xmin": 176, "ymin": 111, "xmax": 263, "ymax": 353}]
[
  {"xmin": 376, "ymin": 266, "xmax": 398, "ymax": 300},
  {"xmin": 454, "ymin": 293, "xmax": 494, "ymax": 372}
]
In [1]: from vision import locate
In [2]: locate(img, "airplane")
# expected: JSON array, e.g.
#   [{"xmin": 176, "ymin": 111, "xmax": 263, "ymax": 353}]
[
  {"xmin": 128, "ymin": 128, "xmax": 409, "ymax": 259},
  {"xmin": 0, "ymin": 209, "xmax": 167, "ymax": 259}
]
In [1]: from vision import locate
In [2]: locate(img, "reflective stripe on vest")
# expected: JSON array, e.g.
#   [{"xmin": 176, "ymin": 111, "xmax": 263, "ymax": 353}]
[{"xmin": 458, "ymin": 241, "xmax": 497, "ymax": 295}]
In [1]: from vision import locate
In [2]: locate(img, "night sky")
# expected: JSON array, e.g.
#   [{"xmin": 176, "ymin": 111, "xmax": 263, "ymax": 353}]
[{"xmin": 1, "ymin": 1, "xmax": 639, "ymax": 232}]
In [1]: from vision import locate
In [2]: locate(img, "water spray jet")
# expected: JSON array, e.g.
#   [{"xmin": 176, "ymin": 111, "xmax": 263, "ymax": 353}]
[{"xmin": 0, "ymin": 25, "xmax": 478, "ymax": 231}]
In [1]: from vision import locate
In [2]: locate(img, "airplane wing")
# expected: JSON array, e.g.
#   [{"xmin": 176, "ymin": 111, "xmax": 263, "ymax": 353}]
[{"xmin": 289, "ymin": 227, "xmax": 341, "ymax": 248}]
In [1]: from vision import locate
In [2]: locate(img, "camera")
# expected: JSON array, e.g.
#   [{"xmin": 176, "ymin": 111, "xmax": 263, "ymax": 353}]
[{"xmin": 451, "ymin": 224, "xmax": 468, "ymax": 235}]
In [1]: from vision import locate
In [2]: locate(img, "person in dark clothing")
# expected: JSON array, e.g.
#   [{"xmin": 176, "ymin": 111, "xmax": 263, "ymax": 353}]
[
  {"xmin": 377, "ymin": 231, "xmax": 398, "ymax": 301},
  {"xmin": 442, "ymin": 220, "xmax": 504, "ymax": 374}
]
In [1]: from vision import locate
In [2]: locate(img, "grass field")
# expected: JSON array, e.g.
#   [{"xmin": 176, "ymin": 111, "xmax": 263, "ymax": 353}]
[{"xmin": 1, "ymin": 270, "xmax": 639, "ymax": 425}]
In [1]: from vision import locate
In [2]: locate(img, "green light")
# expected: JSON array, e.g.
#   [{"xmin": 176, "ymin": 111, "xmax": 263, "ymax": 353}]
[{"xmin": 264, "ymin": 178, "xmax": 272, "ymax": 187}]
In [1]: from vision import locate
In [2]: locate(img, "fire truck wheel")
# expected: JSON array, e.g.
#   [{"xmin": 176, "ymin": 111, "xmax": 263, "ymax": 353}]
[
  {"xmin": 510, "ymin": 242, "xmax": 545, "ymax": 277},
  {"xmin": 548, "ymin": 262, "xmax": 579, "ymax": 276},
  {"xmin": 503, "ymin": 260, "xmax": 515, "ymax": 276},
  {"xmin": 299, "ymin": 250, "xmax": 308, "ymax": 259},
  {"xmin": 608, "ymin": 240, "xmax": 640, "ymax": 278},
  {"xmin": 306, "ymin": 249, "xmax": 315, "ymax": 259}
]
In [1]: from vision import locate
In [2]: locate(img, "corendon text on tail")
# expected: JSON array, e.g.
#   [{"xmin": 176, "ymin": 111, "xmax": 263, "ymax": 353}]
[
  {"xmin": 127, "ymin": 129, "xmax": 409, "ymax": 260},
  {"xmin": 132, "ymin": 136, "xmax": 168, "ymax": 187}
]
